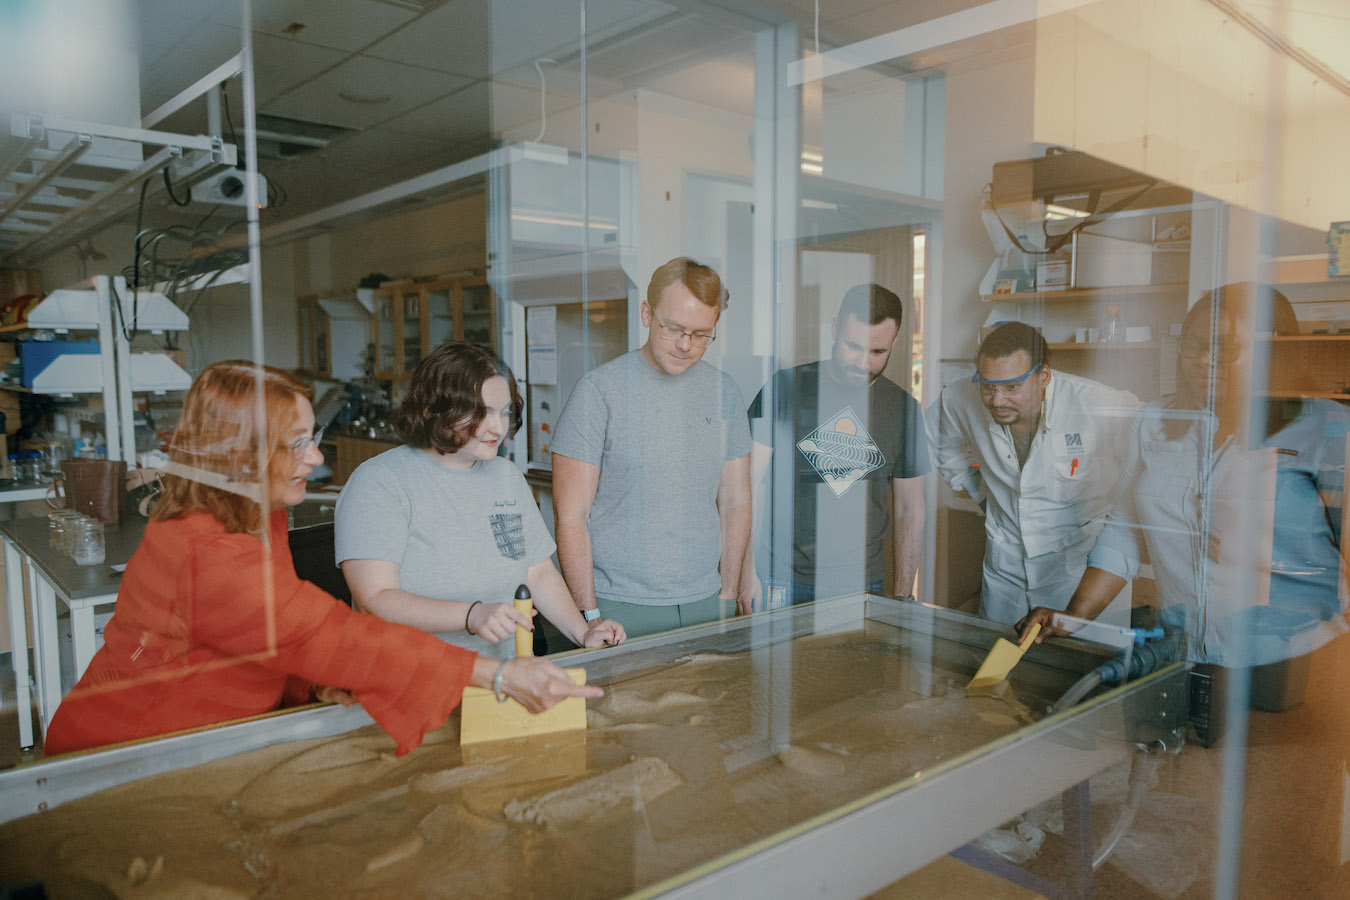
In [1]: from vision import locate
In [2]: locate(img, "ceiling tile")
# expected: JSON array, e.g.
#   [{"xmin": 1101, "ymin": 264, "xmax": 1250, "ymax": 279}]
[
  {"xmin": 382, "ymin": 82, "xmax": 490, "ymax": 139},
  {"xmin": 262, "ymin": 55, "xmax": 472, "ymax": 129},
  {"xmin": 139, "ymin": 25, "xmax": 350, "ymax": 113},
  {"xmin": 139, "ymin": 22, "xmax": 244, "ymax": 111},
  {"xmin": 212, "ymin": 0, "xmax": 418, "ymax": 52},
  {"xmin": 252, "ymin": 33, "xmax": 351, "ymax": 105},
  {"xmin": 365, "ymin": 0, "xmax": 490, "ymax": 77},
  {"xmin": 137, "ymin": 0, "xmax": 231, "ymax": 59}
]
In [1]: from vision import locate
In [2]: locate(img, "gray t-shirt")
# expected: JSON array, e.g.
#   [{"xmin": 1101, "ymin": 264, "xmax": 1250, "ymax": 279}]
[
  {"xmin": 551, "ymin": 350, "xmax": 752, "ymax": 605},
  {"xmin": 334, "ymin": 446, "xmax": 555, "ymax": 659}
]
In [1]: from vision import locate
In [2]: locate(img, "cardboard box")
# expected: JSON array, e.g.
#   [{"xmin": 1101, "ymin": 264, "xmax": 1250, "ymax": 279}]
[
  {"xmin": 1073, "ymin": 233, "xmax": 1153, "ymax": 287},
  {"xmin": 1036, "ymin": 258, "xmax": 1071, "ymax": 291}
]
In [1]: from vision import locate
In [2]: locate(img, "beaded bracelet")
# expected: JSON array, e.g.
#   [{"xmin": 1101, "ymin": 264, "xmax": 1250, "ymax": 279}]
[{"xmin": 464, "ymin": 600, "xmax": 482, "ymax": 635}]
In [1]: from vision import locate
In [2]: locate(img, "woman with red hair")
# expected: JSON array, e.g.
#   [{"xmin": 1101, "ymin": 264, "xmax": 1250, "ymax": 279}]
[{"xmin": 43, "ymin": 361, "xmax": 596, "ymax": 757}]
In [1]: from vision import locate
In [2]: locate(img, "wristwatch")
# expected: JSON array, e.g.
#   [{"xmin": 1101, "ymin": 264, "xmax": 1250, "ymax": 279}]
[{"xmin": 582, "ymin": 608, "xmax": 602, "ymax": 622}]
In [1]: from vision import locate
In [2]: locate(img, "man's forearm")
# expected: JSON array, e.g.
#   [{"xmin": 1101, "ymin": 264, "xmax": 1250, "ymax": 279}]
[
  {"xmin": 555, "ymin": 518, "xmax": 598, "ymax": 610},
  {"xmin": 719, "ymin": 499, "xmax": 750, "ymax": 597},
  {"xmin": 891, "ymin": 478, "xmax": 926, "ymax": 597},
  {"xmin": 893, "ymin": 512, "xmax": 923, "ymax": 596}
]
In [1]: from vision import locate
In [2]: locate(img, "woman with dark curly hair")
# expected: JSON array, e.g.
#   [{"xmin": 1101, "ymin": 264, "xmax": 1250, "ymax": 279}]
[{"xmin": 336, "ymin": 342, "xmax": 624, "ymax": 658}]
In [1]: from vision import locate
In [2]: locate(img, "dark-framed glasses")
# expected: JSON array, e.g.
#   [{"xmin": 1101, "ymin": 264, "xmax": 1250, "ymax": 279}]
[
  {"xmin": 290, "ymin": 425, "xmax": 326, "ymax": 457},
  {"xmin": 972, "ymin": 362, "xmax": 1041, "ymax": 396},
  {"xmin": 654, "ymin": 315, "xmax": 716, "ymax": 347}
]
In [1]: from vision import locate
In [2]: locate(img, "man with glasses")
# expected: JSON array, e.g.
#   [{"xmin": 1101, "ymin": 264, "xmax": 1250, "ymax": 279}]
[
  {"xmin": 934, "ymin": 322, "xmax": 1139, "ymax": 624},
  {"xmin": 552, "ymin": 257, "xmax": 752, "ymax": 638},
  {"xmin": 744, "ymin": 283, "xmax": 930, "ymax": 607}
]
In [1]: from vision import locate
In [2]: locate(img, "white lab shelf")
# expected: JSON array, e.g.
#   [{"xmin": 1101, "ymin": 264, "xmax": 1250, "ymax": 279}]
[
  {"xmin": 7, "ymin": 275, "xmax": 191, "ymax": 459},
  {"xmin": 127, "ymin": 352, "xmax": 191, "ymax": 392}
]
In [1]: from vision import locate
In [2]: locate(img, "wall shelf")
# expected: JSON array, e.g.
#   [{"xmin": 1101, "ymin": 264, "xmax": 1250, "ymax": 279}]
[
  {"xmin": 1048, "ymin": 341, "xmax": 1159, "ymax": 351},
  {"xmin": 982, "ymin": 283, "xmax": 1187, "ymax": 304},
  {"xmin": 1266, "ymin": 391, "xmax": 1350, "ymax": 400}
]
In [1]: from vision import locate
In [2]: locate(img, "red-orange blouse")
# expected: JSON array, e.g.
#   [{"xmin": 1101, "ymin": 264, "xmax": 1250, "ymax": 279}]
[{"xmin": 44, "ymin": 510, "xmax": 476, "ymax": 757}]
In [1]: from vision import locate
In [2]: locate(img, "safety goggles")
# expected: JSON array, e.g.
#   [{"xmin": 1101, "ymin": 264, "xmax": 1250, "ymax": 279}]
[{"xmin": 971, "ymin": 362, "xmax": 1041, "ymax": 396}]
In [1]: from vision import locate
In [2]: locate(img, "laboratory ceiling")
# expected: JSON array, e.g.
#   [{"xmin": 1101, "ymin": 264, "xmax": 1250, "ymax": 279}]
[{"xmin": 12, "ymin": 0, "xmax": 1350, "ymax": 248}]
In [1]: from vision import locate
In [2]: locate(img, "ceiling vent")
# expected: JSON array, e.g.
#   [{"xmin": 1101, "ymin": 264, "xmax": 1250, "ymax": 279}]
[{"xmin": 252, "ymin": 114, "xmax": 354, "ymax": 161}]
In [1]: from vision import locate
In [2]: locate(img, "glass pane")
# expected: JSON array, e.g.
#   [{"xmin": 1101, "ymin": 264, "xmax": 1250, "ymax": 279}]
[
  {"xmin": 297, "ymin": 302, "xmax": 313, "ymax": 370},
  {"xmin": 400, "ymin": 289, "xmax": 421, "ymax": 372},
  {"xmin": 314, "ymin": 322, "xmax": 329, "ymax": 374},
  {"xmin": 376, "ymin": 293, "xmax": 396, "ymax": 373},
  {"xmin": 426, "ymin": 287, "xmax": 453, "ymax": 348},
  {"xmin": 7, "ymin": 2, "xmax": 1345, "ymax": 896},
  {"xmin": 460, "ymin": 284, "xmax": 492, "ymax": 348}
]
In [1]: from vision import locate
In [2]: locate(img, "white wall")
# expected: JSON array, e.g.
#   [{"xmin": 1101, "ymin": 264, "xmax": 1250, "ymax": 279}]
[{"xmin": 939, "ymin": 45, "xmax": 1038, "ymax": 361}]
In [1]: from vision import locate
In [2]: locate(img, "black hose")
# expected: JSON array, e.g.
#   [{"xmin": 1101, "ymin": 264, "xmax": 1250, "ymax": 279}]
[{"xmin": 1051, "ymin": 628, "xmax": 1185, "ymax": 715}]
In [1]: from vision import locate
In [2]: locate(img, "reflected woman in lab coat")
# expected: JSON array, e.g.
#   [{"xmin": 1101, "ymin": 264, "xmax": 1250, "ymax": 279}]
[{"xmin": 1019, "ymin": 282, "xmax": 1347, "ymax": 669}]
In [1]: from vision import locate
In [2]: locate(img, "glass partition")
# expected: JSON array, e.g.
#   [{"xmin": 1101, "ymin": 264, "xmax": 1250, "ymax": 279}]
[{"xmin": 1, "ymin": 1, "xmax": 1347, "ymax": 897}]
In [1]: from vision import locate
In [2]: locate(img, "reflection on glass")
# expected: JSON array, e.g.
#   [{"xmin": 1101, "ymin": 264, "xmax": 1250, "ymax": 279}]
[
  {"xmin": 427, "ymin": 287, "xmax": 453, "ymax": 348},
  {"xmin": 1066, "ymin": 284, "xmax": 1347, "ymax": 671},
  {"xmin": 401, "ymin": 289, "xmax": 422, "ymax": 373},
  {"xmin": 376, "ymin": 293, "xmax": 396, "ymax": 374},
  {"xmin": 461, "ymin": 284, "xmax": 493, "ymax": 347},
  {"xmin": 298, "ymin": 302, "xmax": 313, "ymax": 371}
]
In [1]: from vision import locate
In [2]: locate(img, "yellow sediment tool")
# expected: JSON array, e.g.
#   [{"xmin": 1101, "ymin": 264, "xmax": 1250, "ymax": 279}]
[
  {"xmin": 966, "ymin": 622, "xmax": 1041, "ymax": 692},
  {"xmin": 459, "ymin": 585, "xmax": 590, "ymax": 745}
]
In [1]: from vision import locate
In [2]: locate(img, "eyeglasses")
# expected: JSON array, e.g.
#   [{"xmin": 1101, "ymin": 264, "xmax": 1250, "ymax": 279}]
[
  {"xmin": 653, "ymin": 315, "xmax": 716, "ymax": 347},
  {"xmin": 290, "ymin": 425, "xmax": 325, "ymax": 457},
  {"xmin": 1178, "ymin": 336, "xmax": 1242, "ymax": 364},
  {"xmin": 972, "ymin": 363, "xmax": 1041, "ymax": 397}
]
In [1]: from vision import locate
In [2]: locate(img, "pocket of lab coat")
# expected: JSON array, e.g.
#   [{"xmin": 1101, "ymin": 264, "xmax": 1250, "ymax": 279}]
[{"xmin": 1052, "ymin": 454, "xmax": 1092, "ymax": 502}]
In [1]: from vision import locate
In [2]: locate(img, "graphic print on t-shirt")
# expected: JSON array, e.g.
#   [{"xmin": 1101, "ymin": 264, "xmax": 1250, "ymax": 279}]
[
  {"xmin": 489, "ymin": 512, "xmax": 525, "ymax": 560},
  {"xmin": 797, "ymin": 405, "xmax": 886, "ymax": 497}
]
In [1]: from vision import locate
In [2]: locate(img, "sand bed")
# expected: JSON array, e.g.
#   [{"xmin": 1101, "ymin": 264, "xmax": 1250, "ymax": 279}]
[{"xmin": 0, "ymin": 630, "xmax": 1040, "ymax": 898}]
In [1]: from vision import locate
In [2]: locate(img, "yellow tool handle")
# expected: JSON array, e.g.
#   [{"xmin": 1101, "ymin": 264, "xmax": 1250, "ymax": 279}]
[{"xmin": 514, "ymin": 596, "xmax": 533, "ymax": 658}]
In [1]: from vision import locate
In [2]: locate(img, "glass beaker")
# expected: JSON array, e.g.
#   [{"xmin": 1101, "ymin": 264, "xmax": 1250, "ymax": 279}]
[
  {"xmin": 69, "ymin": 516, "xmax": 105, "ymax": 566},
  {"xmin": 48, "ymin": 509, "xmax": 81, "ymax": 551}
]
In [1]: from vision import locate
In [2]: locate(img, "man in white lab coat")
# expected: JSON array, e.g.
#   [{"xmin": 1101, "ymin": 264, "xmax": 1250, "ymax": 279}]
[{"xmin": 935, "ymin": 323, "xmax": 1139, "ymax": 625}]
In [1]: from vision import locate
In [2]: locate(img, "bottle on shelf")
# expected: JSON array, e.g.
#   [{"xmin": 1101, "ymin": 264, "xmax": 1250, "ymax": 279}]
[{"xmin": 1101, "ymin": 304, "xmax": 1124, "ymax": 343}]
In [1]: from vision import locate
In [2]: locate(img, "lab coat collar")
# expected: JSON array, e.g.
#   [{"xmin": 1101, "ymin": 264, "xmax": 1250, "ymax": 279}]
[{"xmin": 1037, "ymin": 368, "xmax": 1061, "ymax": 434}]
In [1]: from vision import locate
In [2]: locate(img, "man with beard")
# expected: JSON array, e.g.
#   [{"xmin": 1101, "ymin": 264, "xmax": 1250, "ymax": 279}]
[
  {"xmin": 745, "ymin": 283, "xmax": 929, "ymax": 606},
  {"xmin": 935, "ymin": 322, "xmax": 1138, "ymax": 625}
]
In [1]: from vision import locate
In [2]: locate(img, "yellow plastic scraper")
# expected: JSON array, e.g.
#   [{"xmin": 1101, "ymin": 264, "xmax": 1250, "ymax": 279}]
[
  {"xmin": 460, "ymin": 584, "xmax": 589, "ymax": 746},
  {"xmin": 966, "ymin": 623, "xmax": 1041, "ymax": 692}
]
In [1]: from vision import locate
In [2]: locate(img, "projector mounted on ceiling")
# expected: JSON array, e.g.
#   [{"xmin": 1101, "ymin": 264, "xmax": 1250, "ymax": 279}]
[{"xmin": 190, "ymin": 169, "xmax": 269, "ymax": 208}]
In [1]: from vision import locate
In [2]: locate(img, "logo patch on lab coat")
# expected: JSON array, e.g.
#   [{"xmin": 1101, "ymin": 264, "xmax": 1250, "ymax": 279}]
[
  {"xmin": 1055, "ymin": 431, "xmax": 1092, "ymax": 456},
  {"xmin": 797, "ymin": 405, "xmax": 885, "ymax": 498}
]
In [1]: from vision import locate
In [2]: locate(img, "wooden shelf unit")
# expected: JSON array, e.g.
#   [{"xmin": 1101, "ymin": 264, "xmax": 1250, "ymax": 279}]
[{"xmin": 371, "ymin": 275, "xmax": 496, "ymax": 380}]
